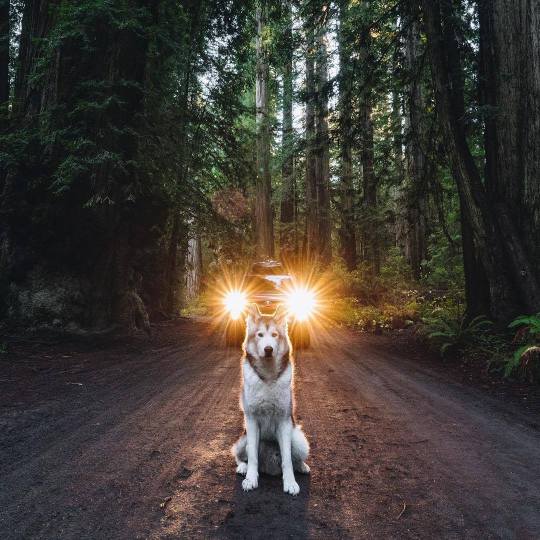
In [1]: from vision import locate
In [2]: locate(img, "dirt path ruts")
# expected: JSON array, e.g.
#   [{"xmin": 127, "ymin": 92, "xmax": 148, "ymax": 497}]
[{"xmin": 0, "ymin": 321, "xmax": 539, "ymax": 539}]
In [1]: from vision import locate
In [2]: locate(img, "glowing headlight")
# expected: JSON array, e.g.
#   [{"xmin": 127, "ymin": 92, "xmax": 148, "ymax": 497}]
[
  {"xmin": 287, "ymin": 287, "xmax": 316, "ymax": 321},
  {"xmin": 224, "ymin": 290, "xmax": 246, "ymax": 320}
]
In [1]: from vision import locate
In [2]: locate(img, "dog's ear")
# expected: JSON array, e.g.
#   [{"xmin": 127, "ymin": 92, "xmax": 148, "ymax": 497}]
[
  {"xmin": 245, "ymin": 303, "xmax": 261, "ymax": 324},
  {"xmin": 273, "ymin": 305, "xmax": 289, "ymax": 326}
]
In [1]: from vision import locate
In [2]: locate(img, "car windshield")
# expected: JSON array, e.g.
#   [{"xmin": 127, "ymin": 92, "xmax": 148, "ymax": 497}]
[{"xmin": 250, "ymin": 261, "xmax": 284, "ymax": 275}]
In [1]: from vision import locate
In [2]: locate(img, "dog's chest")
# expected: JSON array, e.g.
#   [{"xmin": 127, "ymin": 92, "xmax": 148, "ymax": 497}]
[{"xmin": 242, "ymin": 364, "xmax": 292, "ymax": 419}]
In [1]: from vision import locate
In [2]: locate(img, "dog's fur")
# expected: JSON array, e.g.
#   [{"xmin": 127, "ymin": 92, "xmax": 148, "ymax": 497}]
[{"xmin": 231, "ymin": 304, "xmax": 310, "ymax": 495}]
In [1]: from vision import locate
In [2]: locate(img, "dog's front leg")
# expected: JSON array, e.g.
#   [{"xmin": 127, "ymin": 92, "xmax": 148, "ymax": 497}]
[
  {"xmin": 278, "ymin": 419, "xmax": 300, "ymax": 495},
  {"xmin": 242, "ymin": 415, "xmax": 259, "ymax": 491}
]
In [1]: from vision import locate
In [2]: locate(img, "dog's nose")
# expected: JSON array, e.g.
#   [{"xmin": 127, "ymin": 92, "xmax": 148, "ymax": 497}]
[{"xmin": 264, "ymin": 346, "xmax": 273, "ymax": 356}]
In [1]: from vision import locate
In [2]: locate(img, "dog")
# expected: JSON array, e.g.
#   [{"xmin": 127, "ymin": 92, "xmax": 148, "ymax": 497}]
[{"xmin": 231, "ymin": 304, "xmax": 310, "ymax": 495}]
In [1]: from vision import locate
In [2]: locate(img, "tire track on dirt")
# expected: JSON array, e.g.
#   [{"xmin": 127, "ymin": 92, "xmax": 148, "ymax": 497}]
[
  {"xmin": 312, "ymin": 334, "xmax": 540, "ymax": 538},
  {"xmin": 1, "ymin": 322, "xmax": 539, "ymax": 539},
  {"xmin": 0, "ymin": 333, "xmax": 229, "ymax": 539}
]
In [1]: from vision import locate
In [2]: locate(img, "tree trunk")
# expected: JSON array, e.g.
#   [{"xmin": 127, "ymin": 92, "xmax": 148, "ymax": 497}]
[
  {"xmin": 314, "ymin": 15, "xmax": 331, "ymax": 266},
  {"xmin": 279, "ymin": 0, "xmax": 296, "ymax": 265},
  {"xmin": 0, "ymin": 0, "xmax": 9, "ymax": 112},
  {"xmin": 338, "ymin": 0, "xmax": 357, "ymax": 271},
  {"xmin": 165, "ymin": 214, "xmax": 180, "ymax": 315},
  {"xmin": 361, "ymin": 94, "xmax": 380, "ymax": 275},
  {"xmin": 354, "ymin": 17, "xmax": 380, "ymax": 275},
  {"xmin": 422, "ymin": 0, "xmax": 540, "ymax": 320},
  {"xmin": 255, "ymin": 2, "xmax": 274, "ymax": 259},
  {"xmin": 304, "ymin": 23, "xmax": 318, "ymax": 262},
  {"xmin": 392, "ymin": 88, "xmax": 409, "ymax": 255},
  {"xmin": 13, "ymin": 0, "xmax": 59, "ymax": 118},
  {"xmin": 404, "ymin": 11, "xmax": 428, "ymax": 279},
  {"xmin": 186, "ymin": 229, "xmax": 202, "ymax": 301},
  {"xmin": 479, "ymin": 0, "xmax": 540, "ymax": 304}
]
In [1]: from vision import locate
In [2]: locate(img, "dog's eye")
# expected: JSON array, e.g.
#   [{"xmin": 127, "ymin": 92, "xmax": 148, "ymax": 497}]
[
  {"xmin": 257, "ymin": 332, "xmax": 264, "ymax": 338},
  {"xmin": 271, "ymin": 332, "xmax": 278, "ymax": 338}
]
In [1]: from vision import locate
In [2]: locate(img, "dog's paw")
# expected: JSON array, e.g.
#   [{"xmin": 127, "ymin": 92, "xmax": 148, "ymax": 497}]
[
  {"xmin": 283, "ymin": 478, "xmax": 300, "ymax": 496},
  {"xmin": 236, "ymin": 462, "xmax": 248, "ymax": 475},
  {"xmin": 242, "ymin": 473, "xmax": 258, "ymax": 491},
  {"xmin": 299, "ymin": 462, "xmax": 310, "ymax": 474}
]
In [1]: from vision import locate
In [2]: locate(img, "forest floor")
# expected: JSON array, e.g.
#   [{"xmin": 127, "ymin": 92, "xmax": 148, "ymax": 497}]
[{"xmin": 1, "ymin": 319, "xmax": 539, "ymax": 539}]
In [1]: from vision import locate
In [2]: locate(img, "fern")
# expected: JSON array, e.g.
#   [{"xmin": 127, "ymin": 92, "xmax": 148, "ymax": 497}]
[
  {"xmin": 508, "ymin": 312, "xmax": 540, "ymax": 336},
  {"xmin": 423, "ymin": 313, "xmax": 493, "ymax": 357},
  {"xmin": 504, "ymin": 313, "xmax": 540, "ymax": 380}
]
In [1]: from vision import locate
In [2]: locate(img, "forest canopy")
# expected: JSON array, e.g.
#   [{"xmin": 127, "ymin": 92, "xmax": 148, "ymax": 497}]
[{"xmin": 1, "ymin": 0, "xmax": 539, "ymax": 350}]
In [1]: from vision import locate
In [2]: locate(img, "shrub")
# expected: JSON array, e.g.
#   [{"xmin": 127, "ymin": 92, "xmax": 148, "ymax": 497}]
[
  {"xmin": 180, "ymin": 290, "xmax": 213, "ymax": 317},
  {"xmin": 329, "ymin": 255, "xmax": 421, "ymax": 331},
  {"xmin": 503, "ymin": 312, "xmax": 540, "ymax": 381},
  {"xmin": 422, "ymin": 312, "xmax": 494, "ymax": 357},
  {"xmin": 330, "ymin": 297, "xmax": 419, "ymax": 331}
]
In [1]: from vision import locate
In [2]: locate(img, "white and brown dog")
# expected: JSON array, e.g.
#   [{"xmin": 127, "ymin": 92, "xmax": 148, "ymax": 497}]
[{"xmin": 231, "ymin": 304, "xmax": 310, "ymax": 495}]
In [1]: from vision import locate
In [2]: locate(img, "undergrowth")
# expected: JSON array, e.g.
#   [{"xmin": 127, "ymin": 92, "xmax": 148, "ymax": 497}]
[
  {"xmin": 180, "ymin": 290, "xmax": 213, "ymax": 317},
  {"xmin": 181, "ymin": 251, "xmax": 540, "ymax": 384},
  {"xmin": 329, "ymin": 252, "xmax": 540, "ymax": 383},
  {"xmin": 330, "ymin": 251, "xmax": 434, "ymax": 332}
]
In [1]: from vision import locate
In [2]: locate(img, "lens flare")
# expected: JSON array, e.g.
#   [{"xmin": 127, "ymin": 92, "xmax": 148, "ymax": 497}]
[
  {"xmin": 224, "ymin": 290, "xmax": 247, "ymax": 320},
  {"xmin": 287, "ymin": 287, "xmax": 316, "ymax": 321}
]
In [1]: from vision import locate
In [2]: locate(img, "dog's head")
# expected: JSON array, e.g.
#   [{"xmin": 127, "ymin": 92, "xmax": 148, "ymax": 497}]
[{"xmin": 244, "ymin": 304, "xmax": 289, "ymax": 361}]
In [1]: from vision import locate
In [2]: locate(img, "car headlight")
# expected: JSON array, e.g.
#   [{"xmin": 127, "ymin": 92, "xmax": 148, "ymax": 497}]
[
  {"xmin": 286, "ymin": 287, "xmax": 316, "ymax": 321},
  {"xmin": 224, "ymin": 290, "xmax": 247, "ymax": 320}
]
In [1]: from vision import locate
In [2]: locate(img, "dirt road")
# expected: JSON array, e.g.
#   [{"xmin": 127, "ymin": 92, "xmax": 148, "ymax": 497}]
[{"xmin": 1, "ymin": 320, "xmax": 539, "ymax": 539}]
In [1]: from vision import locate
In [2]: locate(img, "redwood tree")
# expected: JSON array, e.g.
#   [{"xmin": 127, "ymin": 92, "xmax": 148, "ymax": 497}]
[
  {"xmin": 422, "ymin": 0, "xmax": 540, "ymax": 321},
  {"xmin": 304, "ymin": 1, "xmax": 331, "ymax": 266},
  {"xmin": 403, "ymin": 6, "xmax": 429, "ymax": 280},
  {"xmin": 255, "ymin": 1, "xmax": 274, "ymax": 259},
  {"xmin": 337, "ymin": 0, "xmax": 357, "ymax": 271},
  {"xmin": 0, "ymin": 0, "xmax": 8, "ymax": 111},
  {"xmin": 479, "ymin": 0, "xmax": 540, "ymax": 303},
  {"xmin": 279, "ymin": 0, "xmax": 296, "ymax": 263}
]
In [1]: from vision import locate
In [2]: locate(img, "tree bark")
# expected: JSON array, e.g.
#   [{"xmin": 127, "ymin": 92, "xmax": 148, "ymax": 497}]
[
  {"xmin": 338, "ymin": 0, "xmax": 357, "ymax": 271},
  {"xmin": 361, "ymin": 94, "xmax": 380, "ymax": 275},
  {"xmin": 0, "ymin": 0, "xmax": 9, "ymax": 112},
  {"xmin": 403, "ymin": 11, "xmax": 428, "ymax": 279},
  {"xmin": 186, "ymin": 229, "xmax": 202, "ymax": 301},
  {"xmin": 304, "ymin": 22, "xmax": 318, "ymax": 262},
  {"xmin": 279, "ymin": 0, "xmax": 296, "ymax": 265},
  {"xmin": 479, "ymin": 0, "xmax": 540, "ymax": 304},
  {"xmin": 357, "ymin": 21, "xmax": 379, "ymax": 275},
  {"xmin": 422, "ymin": 0, "xmax": 540, "ymax": 320},
  {"xmin": 13, "ymin": 0, "xmax": 59, "ymax": 118},
  {"xmin": 314, "ymin": 14, "xmax": 332, "ymax": 266},
  {"xmin": 255, "ymin": 2, "xmax": 274, "ymax": 259}
]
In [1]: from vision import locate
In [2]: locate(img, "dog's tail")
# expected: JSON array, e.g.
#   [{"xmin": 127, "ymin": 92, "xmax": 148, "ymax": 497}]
[
  {"xmin": 231, "ymin": 434, "xmax": 247, "ymax": 461},
  {"xmin": 292, "ymin": 425, "xmax": 310, "ymax": 462}
]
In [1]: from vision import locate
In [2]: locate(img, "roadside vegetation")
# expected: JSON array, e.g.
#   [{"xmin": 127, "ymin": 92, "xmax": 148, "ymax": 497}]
[
  {"xmin": 1, "ymin": 2, "xmax": 539, "ymax": 384},
  {"xmin": 330, "ymin": 254, "xmax": 540, "ymax": 383}
]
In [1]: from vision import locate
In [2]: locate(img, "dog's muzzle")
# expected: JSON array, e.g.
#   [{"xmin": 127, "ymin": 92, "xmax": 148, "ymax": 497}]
[{"xmin": 264, "ymin": 346, "xmax": 273, "ymax": 358}]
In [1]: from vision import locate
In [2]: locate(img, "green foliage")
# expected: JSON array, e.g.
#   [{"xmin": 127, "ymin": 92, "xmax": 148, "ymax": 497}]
[
  {"xmin": 332, "ymin": 300, "xmax": 418, "ymax": 332},
  {"xmin": 1, "ymin": 0, "xmax": 259, "ymax": 324},
  {"xmin": 502, "ymin": 313, "xmax": 540, "ymax": 380},
  {"xmin": 508, "ymin": 312, "xmax": 540, "ymax": 336},
  {"xmin": 422, "ymin": 313, "xmax": 494, "ymax": 357},
  {"xmin": 421, "ymin": 233, "xmax": 464, "ymax": 293},
  {"xmin": 180, "ymin": 291, "xmax": 212, "ymax": 318},
  {"xmin": 0, "ymin": 342, "xmax": 7, "ymax": 354},
  {"xmin": 330, "ymin": 254, "xmax": 420, "ymax": 331}
]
